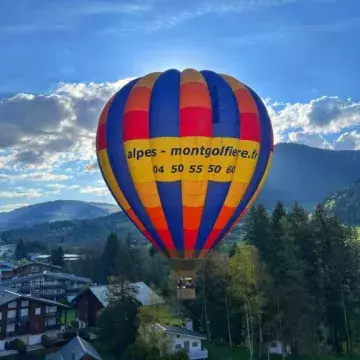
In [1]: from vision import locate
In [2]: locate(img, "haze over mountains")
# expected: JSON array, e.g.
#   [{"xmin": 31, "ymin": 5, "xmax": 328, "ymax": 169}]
[{"xmin": 1, "ymin": 143, "xmax": 360, "ymax": 244}]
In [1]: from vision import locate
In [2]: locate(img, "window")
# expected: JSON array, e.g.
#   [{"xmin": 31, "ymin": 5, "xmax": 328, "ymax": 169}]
[
  {"xmin": 35, "ymin": 307, "xmax": 41, "ymax": 315},
  {"xmin": 270, "ymin": 342, "xmax": 277, "ymax": 348},
  {"xmin": 0, "ymin": 312, "xmax": 2, "ymax": 320},
  {"xmin": 45, "ymin": 317, "xmax": 56, "ymax": 325},
  {"xmin": 7, "ymin": 310, "xmax": 16, "ymax": 319},
  {"xmin": 8, "ymin": 301, "xmax": 16, "ymax": 309},
  {"xmin": 175, "ymin": 344, "xmax": 182, "ymax": 350},
  {"xmin": 192, "ymin": 342, "xmax": 199, "ymax": 347},
  {"xmin": 20, "ymin": 308, "xmax": 28, "ymax": 317},
  {"xmin": 21, "ymin": 300, "xmax": 29, "ymax": 307},
  {"xmin": 6, "ymin": 324, "xmax": 15, "ymax": 332},
  {"xmin": 46, "ymin": 306, "xmax": 57, "ymax": 313}
]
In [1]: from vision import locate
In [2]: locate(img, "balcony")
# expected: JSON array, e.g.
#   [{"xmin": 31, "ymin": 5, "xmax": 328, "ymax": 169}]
[
  {"xmin": 6, "ymin": 317, "xmax": 16, "ymax": 323},
  {"xmin": 188, "ymin": 349, "xmax": 208, "ymax": 360}
]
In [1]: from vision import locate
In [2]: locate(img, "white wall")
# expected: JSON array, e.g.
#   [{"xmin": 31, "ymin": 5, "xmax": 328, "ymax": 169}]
[
  {"xmin": 169, "ymin": 334, "xmax": 202, "ymax": 354},
  {"xmin": 28, "ymin": 334, "xmax": 42, "ymax": 346}
]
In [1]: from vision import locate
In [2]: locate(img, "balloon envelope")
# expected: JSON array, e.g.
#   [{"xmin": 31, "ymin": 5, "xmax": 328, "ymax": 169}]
[{"xmin": 96, "ymin": 69, "xmax": 273, "ymax": 276}]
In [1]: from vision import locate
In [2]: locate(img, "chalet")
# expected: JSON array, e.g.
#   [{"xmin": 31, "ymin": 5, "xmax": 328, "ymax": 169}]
[
  {"xmin": 154, "ymin": 320, "xmax": 208, "ymax": 360},
  {"xmin": 0, "ymin": 288, "xmax": 70, "ymax": 351},
  {"xmin": 12, "ymin": 262, "xmax": 62, "ymax": 277},
  {"xmin": 72, "ymin": 282, "xmax": 165, "ymax": 328},
  {"xmin": 0, "ymin": 261, "xmax": 17, "ymax": 280},
  {"xmin": 45, "ymin": 335, "xmax": 102, "ymax": 360},
  {"xmin": 1, "ymin": 271, "xmax": 92, "ymax": 302}
]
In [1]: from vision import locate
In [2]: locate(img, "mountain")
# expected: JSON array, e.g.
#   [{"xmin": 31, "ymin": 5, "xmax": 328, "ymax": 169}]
[
  {"xmin": 257, "ymin": 143, "xmax": 360, "ymax": 209},
  {"xmin": 1, "ymin": 143, "xmax": 360, "ymax": 244},
  {"xmin": 323, "ymin": 179, "xmax": 360, "ymax": 226},
  {"xmin": 0, "ymin": 211, "xmax": 144, "ymax": 245},
  {"xmin": 0, "ymin": 200, "xmax": 119, "ymax": 232}
]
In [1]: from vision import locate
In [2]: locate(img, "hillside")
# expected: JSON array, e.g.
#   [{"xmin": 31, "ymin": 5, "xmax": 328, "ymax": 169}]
[
  {"xmin": 324, "ymin": 178, "xmax": 360, "ymax": 225},
  {"xmin": 0, "ymin": 200, "xmax": 119, "ymax": 232},
  {"xmin": 1, "ymin": 143, "xmax": 360, "ymax": 244},
  {"xmin": 258, "ymin": 143, "xmax": 360, "ymax": 208},
  {"xmin": 0, "ymin": 211, "xmax": 144, "ymax": 245}
]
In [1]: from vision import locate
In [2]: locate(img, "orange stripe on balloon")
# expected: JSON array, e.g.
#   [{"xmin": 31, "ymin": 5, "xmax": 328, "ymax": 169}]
[
  {"xmin": 179, "ymin": 82, "xmax": 211, "ymax": 109},
  {"xmin": 122, "ymin": 72, "xmax": 177, "ymax": 258},
  {"xmin": 180, "ymin": 68, "xmax": 207, "ymax": 85}
]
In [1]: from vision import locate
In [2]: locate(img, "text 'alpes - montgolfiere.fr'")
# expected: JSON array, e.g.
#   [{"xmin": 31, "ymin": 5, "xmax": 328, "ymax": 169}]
[{"xmin": 96, "ymin": 68, "xmax": 274, "ymax": 277}]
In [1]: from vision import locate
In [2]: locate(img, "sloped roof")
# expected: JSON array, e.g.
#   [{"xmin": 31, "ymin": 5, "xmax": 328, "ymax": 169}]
[
  {"xmin": 75, "ymin": 282, "xmax": 165, "ymax": 307},
  {"xmin": 0, "ymin": 288, "xmax": 70, "ymax": 308},
  {"xmin": 45, "ymin": 336, "xmax": 102, "ymax": 360},
  {"xmin": 157, "ymin": 324, "xmax": 207, "ymax": 340},
  {"xmin": 129, "ymin": 282, "xmax": 165, "ymax": 306},
  {"xmin": 1, "ymin": 270, "xmax": 91, "ymax": 286}
]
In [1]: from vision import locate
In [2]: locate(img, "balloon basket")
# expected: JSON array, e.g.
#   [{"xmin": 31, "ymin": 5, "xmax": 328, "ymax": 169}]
[{"xmin": 177, "ymin": 287, "xmax": 196, "ymax": 300}]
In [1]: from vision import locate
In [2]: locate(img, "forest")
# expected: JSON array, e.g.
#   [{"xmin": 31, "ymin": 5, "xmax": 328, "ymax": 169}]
[{"xmin": 60, "ymin": 201, "xmax": 360, "ymax": 359}]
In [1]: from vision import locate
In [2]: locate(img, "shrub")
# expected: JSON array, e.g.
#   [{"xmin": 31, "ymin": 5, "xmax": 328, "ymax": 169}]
[{"xmin": 13, "ymin": 338, "xmax": 27, "ymax": 353}]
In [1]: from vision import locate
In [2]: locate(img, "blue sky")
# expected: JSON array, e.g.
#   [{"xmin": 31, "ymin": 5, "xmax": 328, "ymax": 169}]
[{"xmin": 0, "ymin": 0, "xmax": 359, "ymax": 212}]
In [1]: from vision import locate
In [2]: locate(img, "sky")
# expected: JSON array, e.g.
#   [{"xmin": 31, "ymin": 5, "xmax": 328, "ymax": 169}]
[{"xmin": 0, "ymin": 0, "xmax": 359, "ymax": 212}]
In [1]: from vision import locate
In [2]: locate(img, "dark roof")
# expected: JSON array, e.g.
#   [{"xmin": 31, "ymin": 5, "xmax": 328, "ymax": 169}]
[
  {"xmin": 157, "ymin": 324, "xmax": 206, "ymax": 340},
  {"xmin": 15, "ymin": 261, "xmax": 62, "ymax": 270},
  {"xmin": 1, "ymin": 270, "xmax": 91, "ymax": 286},
  {"xmin": 0, "ymin": 261, "xmax": 17, "ymax": 269},
  {"xmin": 45, "ymin": 336, "xmax": 102, "ymax": 360},
  {"xmin": 0, "ymin": 288, "xmax": 70, "ymax": 308},
  {"xmin": 72, "ymin": 282, "xmax": 164, "ymax": 307}
]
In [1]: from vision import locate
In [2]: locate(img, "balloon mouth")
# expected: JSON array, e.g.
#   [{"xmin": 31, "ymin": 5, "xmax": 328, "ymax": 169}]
[{"xmin": 168, "ymin": 258, "xmax": 205, "ymax": 278}]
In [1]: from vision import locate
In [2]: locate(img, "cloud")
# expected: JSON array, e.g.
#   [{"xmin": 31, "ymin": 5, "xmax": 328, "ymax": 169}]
[
  {"xmin": 0, "ymin": 172, "xmax": 72, "ymax": 181},
  {"xmin": 0, "ymin": 78, "xmax": 134, "ymax": 170},
  {"xmin": 79, "ymin": 186, "xmax": 109, "ymax": 196},
  {"xmin": 265, "ymin": 96, "xmax": 360, "ymax": 144},
  {"xmin": 46, "ymin": 183, "xmax": 80, "ymax": 190},
  {"xmin": 0, "ymin": 189, "xmax": 43, "ymax": 199},
  {"xmin": 1, "ymin": 79, "xmax": 359, "ymax": 178},
  {"xmin": 334, "ymin": 131, "xmax": 360, "ymax": 150},
  {"xmin": 288, "ymin": 132, "xmax": 333, "ymax": 149},
  {"xmin": 0, "ymin": 203, "xmax": 29, "ymax": 213}
]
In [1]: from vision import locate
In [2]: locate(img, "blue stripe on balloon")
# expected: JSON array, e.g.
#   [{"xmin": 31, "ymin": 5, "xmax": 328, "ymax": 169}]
[
  {"xmin": 194, "ymin": 70, "xmax": 240, "ymax": 251},
  {"xmin": 105, "ymin": 79, "xmax": 169, "ymax": 256},
  {"xmin": 208, "ymin": 84, "xmax": 272, "ymax": 252},
  {"xmin": 149, "ymin": 69, "xmax": 184, "ymax": 252}
]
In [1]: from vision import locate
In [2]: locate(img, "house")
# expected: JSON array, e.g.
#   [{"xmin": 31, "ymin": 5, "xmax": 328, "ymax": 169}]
[
  {"xmin": 12, "ymin": 262, "xmax": 62, "ymax": 277},
  {"xmin": 1, "ymin": 271, "xmax": 92, "ymax": 302},
  {"xmin": 155, "ymin": 320, "xmax": 208, "ymax": 360},
  {"xmin": 72, "ymin": 282, "xmax": 165, "ymax": 328},
  {"xmin": 0, "ymin": 288, "xmax": 70, "ymax": 351},
  {"xmin": 45, "ymin": 335, "xmax": 102, "ymax": 360},
  {"xmin": 267, "ymin": 340, "xmax": 291, "ymax": 355},
  {"xmin": 0, "ymin": 261, "xmax": 17, "ymax": 280}
]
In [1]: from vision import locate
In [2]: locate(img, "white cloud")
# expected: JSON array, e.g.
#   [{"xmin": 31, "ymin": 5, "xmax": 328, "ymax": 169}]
[
  {"xmin": 334, "ymin": 131, "xmax": 360, "ymax": 150},
  {"xmin": 46, "ymin": 183, "xmax": 80, "ymax": 190},
  {"xmin": 265, "ymin": 96, "xmax": 360, "ymax": 147},
  {"xmin": 0, "ymin": 203, "xmax": 29, "ymax": 213},
  {"xmin": 0, "ymin": 189, "xmax": 43, "ymax": 199},
  {"xmin": 0, "ymin": 172, "xmax": 72, "ymax": 181},
  {"xmin": 1, "ymin": 78, "xmax": 359, "ymax": 178},
  {"xmin": 288, "ymin": 132, "xmax": 333, "ymax": 149},
  {"xmin": 79, "ymin": 186, "xmax": 109, "ymax": 196}
]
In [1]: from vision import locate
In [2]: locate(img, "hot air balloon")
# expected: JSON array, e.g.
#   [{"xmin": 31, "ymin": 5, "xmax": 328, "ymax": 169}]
[{"xmin": 96, "ymin": 69, "xmax": 273, "ymax": 300}]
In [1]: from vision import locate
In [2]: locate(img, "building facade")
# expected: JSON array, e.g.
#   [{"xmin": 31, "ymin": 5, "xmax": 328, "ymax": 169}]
[
  {"xmin": 72, "ymin": 282, "xmax": 165, "ymax": 328},
  {"xmin": 0, "ymin": 288, "xmax": 70, "ymax": 351},
  {"xmin": 1, "ymin": 271, "xmax": 92, "ymax": 302}
]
